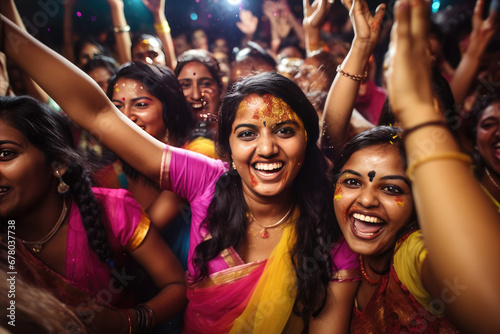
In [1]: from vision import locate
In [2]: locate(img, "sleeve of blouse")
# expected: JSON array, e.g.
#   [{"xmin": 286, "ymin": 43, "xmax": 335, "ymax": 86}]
[
  {"xmin": 393, "ymin": 231, "xmax": 432, "ymax": 312},
  {"xmin": 159, "ymin": 145, "xmax": 228, "ymax": 203},
  {"xmin": 330, "ymin": 238, "xmax": 361, "ymax": 282},
  {"xmin": 97, "ymin": 188, "xmax": 151, "ymax": 253}
]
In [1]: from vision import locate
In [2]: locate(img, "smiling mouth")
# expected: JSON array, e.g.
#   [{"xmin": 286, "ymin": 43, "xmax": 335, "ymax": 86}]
[
  {"xmin": 192, "ymin": 103, "xmax": 204, "ymax": 110},
  {"xmin": 352, "ymin": 212, "xmax": 385, "ymax": 239},
  {"xmin": 253, "ymin": 162, "xmax": 284, "ymax": 174},
  {"xmin": 0, "ymin": 186, "xmax": 9, "ymax": 197}
]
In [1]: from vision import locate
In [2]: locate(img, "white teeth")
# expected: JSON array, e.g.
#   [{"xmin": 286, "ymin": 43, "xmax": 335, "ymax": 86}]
[
  {"xmin": 192, "ymin": 103, "xmax": 203, "ymax": 109},
  {"xmin": 353, "ymin": 213, "xmax": 382, "ymax": 224},
  {"xmin": 254, "ymin": 162, "xmax": 283, "ymax": 171},
  {"xmin": 0, "ymin": 187, "xmax": 8, "ymax": 192}
]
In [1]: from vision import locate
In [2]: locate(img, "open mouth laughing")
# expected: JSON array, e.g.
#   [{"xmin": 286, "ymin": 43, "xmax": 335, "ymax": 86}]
[{"xmin": 351, "ymin": 212, "xmax": 386, "ymax": 240}]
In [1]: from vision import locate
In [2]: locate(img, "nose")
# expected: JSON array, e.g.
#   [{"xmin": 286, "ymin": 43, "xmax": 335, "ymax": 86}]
[
  {"xmin": 122, "ymin": 106, "xmax": 138, "ymax": 123},
  {"xmin": 257, "ymin": 132, "xmax": 278, "ymax": 157},
  {"xmin": 357, "ymin": 186, "xmax": 380, "ymax": 208},
  {"xmin": 191, "ymin": 83, "xmax": 201, "ymax": 101}
]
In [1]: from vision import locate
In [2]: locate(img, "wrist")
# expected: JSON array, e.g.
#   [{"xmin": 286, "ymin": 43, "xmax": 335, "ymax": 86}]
[{"xmin": 396, "ymin": 105, "xmax": 442, "ymax": 129}]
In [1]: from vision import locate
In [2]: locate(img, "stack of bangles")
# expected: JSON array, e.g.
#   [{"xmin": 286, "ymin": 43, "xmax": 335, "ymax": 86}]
[
  {"xmin": 336, "ymin": 65, "xmax": 367, "ymax": 82},
  {"xmin": 122, "ymin": 304, "xmax": 155, "ymax": 334},
  {"xmin": 403, "ymin": 120, "xmax": 472, "ymax": 181},
  {"xmin": 154, "ymin": 21, "xmax": 171, "ymax": 34}
]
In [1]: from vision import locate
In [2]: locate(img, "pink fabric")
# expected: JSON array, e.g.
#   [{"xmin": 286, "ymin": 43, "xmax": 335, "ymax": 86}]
[
  {"xmin": 65, "ymin": 187, "xmax": 145, "ymax": 306},
  {"xmin": 184, "ymin": 261, "xmax": 267, "ymax": 333},
  {"xmin": 164, "ymin": 146, "xmax": 229, "ymax": 276},
  {"xmin": 354, "ymin": 80, "xmax": 387, "ymax": 125},
  {"xmin": 331, "ymin": 237, "xmax": 360, "ymax": 281}
]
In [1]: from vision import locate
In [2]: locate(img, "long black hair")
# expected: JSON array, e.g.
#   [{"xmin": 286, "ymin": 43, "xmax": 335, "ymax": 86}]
[
  {"xmin": 193, "ymin": 72, "xmax": 339, "ymax": 319},
  {"xmin": 0, "ymin": 96, "xmax": 115, "ymax": 266}
]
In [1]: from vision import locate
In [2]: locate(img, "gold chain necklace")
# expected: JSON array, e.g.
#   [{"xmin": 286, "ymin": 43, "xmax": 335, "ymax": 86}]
[
  {"xmin": 485, "ymin": 167, "xmax": 500, "ymax": 190},
  {"xmin": 248, "ymin": 206, "xmax": 293, "ymax": 238},
  {"xmin": 19, "ymin": 200, "xmax": 69, "ymax": 253}
]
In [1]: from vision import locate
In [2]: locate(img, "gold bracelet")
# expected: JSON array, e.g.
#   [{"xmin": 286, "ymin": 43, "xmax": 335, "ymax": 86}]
[
  {"xmin": 113, "ymin": 25, "xmax": 131, "ymax": 33},
  {"xmin": 336, "ymin": 65, "xmax": 367, "ymax": 82},
  {"xmin": 406, "ymin": 152, "xmax": 472, "ymax": 181},
  {"xmin": 154, "ymin": 21, "xmax": 170, "ymax": 34},
  {"xmin": 122, "ymin": 309, "xmax": 132, "ymax": 334}
]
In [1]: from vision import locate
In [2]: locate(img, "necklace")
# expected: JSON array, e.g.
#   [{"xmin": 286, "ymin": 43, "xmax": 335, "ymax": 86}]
[
  {"xmin": 485, "ymin": 167, "xmax": 500, "ymax": 190},
  {"xmin": 359, "ymin": 255, "xmax": 380, "ymax": 286},
  {"xmin": 20, "ymin": 200, "xmax": 69, "ymax": 253},
  {"xmin": 248, "ymin": 206, "xmax": 293, "ymax": 239}
]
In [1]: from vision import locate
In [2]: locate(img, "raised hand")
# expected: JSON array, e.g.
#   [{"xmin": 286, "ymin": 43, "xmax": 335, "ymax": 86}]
[
  {"xmin": 142, "ymin": 0, "xmax": 165, "ymax": 16},
  {"xmin": 236, "ymin": 9, "xmax": 258, "ymax": 36},
  {"xmin": 303, "ymin": 0, "xmax": 333, "ymax": 30},
  {"xmin": 342, "ymin": 0, "xmax": 385, "ymax": 54},
  {"xmin": 386, "ymin": 0, "xmax": 434, "ymax": 123}
]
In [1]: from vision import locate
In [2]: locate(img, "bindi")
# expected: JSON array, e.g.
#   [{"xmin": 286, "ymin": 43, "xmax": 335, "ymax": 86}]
[
  {"xmin": 122, "ymin": 97, "xmax": 126, "ymax": 101},
  {"xmin": 263, "ymin": 121, "xmax": 267, "ymax": 127},
  {"xmin": 368, "ymin": 171, "xmax": 376, "ymax": 182}
]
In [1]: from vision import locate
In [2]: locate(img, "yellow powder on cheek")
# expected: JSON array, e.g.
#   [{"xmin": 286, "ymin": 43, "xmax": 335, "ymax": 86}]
[{"xmin": 334, "ymin": 183, "xmax": 342, "ymax": 201}]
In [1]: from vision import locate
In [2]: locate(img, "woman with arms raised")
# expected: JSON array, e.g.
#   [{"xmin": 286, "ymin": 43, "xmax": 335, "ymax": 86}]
[{"xmin": 0, "ymin": 15, "xmax": 360, "ymax": 333}]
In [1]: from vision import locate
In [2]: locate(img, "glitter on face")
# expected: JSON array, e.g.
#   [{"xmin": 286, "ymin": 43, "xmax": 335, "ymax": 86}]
[
  {"xmin": 239, "ymin": 94, "xmax": 307, "ymax": 142},
  {"xmin": 368, "ymin": 170, "xmax": 376, "ymax": 182},
  {"xmin": 334, "ymin": 183, "xmax": 342, "ymax": 201}
]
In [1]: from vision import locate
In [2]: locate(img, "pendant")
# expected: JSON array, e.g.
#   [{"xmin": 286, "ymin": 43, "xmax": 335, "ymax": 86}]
[
  {"xmin": 32, "ymin": 244, "xmax": 42, "ymax": 253},
  {"xmin": 260, "ymin": 229, "xmax": 269, "ymax": 238}
]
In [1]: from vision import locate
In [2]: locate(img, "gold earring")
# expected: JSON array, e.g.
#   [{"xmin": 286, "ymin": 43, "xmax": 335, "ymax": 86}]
[
  {"xmin": 56, "ymin": 170, "xmax": 70, "ymax": 195},
  {"xmin": 232, "ymin": 161, "xmax": 236, "ymax": 169}
]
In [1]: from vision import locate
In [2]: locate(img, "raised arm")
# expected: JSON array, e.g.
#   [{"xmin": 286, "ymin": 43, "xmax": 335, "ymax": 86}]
[
  {"xmin": 448, "ymin": 0, "xmax": 498, "ymax": 104},
  {"xmin": 1, "ymin": 15, "xmax": 165, "ymax": 183},
  {"xmin": 303, "ymin": 0, "xmax": 332, "ymax": 57},
  {"xmin": 142, "ymin": 0, "xmax": 177, "ymax": 69},
  {"xmin": 321, "ymin": 0, "xmax": 385, "ymax": 155},
  {"xmin": 107, "ymin": 0, "xmax": 132, "ymax": 65},
  {"xmin": 387, "ymin": 0, "xmax": 500, "ymax": 331}
]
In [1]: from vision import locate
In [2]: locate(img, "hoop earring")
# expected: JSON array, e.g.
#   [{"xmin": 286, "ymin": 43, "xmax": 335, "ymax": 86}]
[{"xmin": 56, "ymin": 170, "xmax": 70, "ymax": 195}]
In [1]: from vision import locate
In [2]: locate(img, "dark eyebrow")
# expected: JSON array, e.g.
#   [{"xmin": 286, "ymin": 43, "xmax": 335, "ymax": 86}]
[
  {"xmin": 0, "ymin": 140, "xmax": 23, "ymax": 148},
  {"xmin": 272, "ymin": 120, "xmax": 300, "ymax": 129},
  {"xmin": 339, "ymin": 169, "xmax": 362, "ymax": 177},
  {"xmin": 112, "ymin": 96, "xmax": 153, "ymax": 104},
  {"xmin": 234, "ymin": 123, "xmax": 258, "ymax": 132},
  {"xmin": 380, "ymin": 175, "xmax": 411, "ymax": 186}
]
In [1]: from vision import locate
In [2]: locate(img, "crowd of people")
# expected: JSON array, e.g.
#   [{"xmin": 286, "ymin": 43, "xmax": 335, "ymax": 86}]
[{"xmin": 0, "ymin": 0, "xmax": 499, "ymax": 333}]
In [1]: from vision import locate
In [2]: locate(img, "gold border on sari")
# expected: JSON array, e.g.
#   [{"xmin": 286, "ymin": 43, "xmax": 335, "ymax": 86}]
[
  {"xmin": 125, "ymin": 209, "xmax": 150, "ymax": 252},
  {"xmin": 160, "ymin": 145, "xmax": 172, "ymax": 190},
  {"xmin": 190, "ymin": 259, "xmax": 266, "ymax": 289},
  {"xmin": 331, "ymin": 268, "xmax": 361, "ymax": 282}
]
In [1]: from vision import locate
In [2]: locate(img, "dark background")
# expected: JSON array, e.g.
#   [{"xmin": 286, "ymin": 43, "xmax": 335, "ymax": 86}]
[{"xmin": 13, "ymin": 0, "xmax": 461, "ymax": 52}]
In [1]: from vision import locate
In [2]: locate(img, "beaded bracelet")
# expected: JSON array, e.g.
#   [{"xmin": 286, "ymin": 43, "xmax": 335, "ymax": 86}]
[
  {"xmin": 402, "ymin": 120, "xmax": 448, "ymax": 140},
  {"xmin": 113, "ymin": 25, "xmax": 131, "ymax": 33},
  {"xmin": 406, "ymin": 152, "xmax": 472, "ymax": 181},
  {"xmin": 154, "ymin": 21, "xmax": 171, "ymax": 34},
  {"xmin": 336, "ymin": 65, "xmax": 367, "ymax": 82}
]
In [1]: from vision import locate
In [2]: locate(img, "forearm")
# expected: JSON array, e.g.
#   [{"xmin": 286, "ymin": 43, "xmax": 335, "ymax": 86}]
[
  {"xmin": 109, "ymin": 1, "xmax": 132, "ymax": 64},
  {"xmin": 152, "ymin": 11, "xmax": 177, "ymax": 70},
  {"xmin": 449, "ymin": 52, "xmax": 481, "ymax": 104},
  {"xmin": 322, "ymin": 41, "xmax": 372, "ymax": 152},
  {"xmin": 401, "ymin": 107, "xmax": 500, "ymax": 332}
]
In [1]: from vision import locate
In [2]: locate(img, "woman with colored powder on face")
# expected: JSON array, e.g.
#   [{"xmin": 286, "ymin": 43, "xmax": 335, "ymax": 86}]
[
  {"xmin": 175, "ymin": 49, "xmax": 224, "ymax": 140},
  {"xmin": 0, "ymin": 14, "xmax": 362, "ymax": 332},
  {"xmin": 329, "ymin": 0, "xmax": 500, "ymax": 331}
]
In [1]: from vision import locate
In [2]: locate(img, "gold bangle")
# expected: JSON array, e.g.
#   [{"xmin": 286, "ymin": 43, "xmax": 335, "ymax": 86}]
[
  {"xmin": 406, "ymin": 152, "xmax": 472, "ymax": 181},
  {"xmin": 154, "ymin": 21, "xmax": 170, "ymax": 34},
  {"xmin": 122, "ymin": 309, "xmax": 132, "ymax": 334},
  {"xmin": 113, "ymin": 25, "xmax": 131, "ymax": 33},
  {"xmin": 336, "ymin": 65, "xmax": 367, "ymax": 82}
]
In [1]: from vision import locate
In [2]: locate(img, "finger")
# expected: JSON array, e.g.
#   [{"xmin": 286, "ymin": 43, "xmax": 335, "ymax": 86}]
[
  {"xmin": 394, "ymin": 0, "xmax": 411, "ymax": 50},
  {"xmin": 342, "ymin": 0, "xmax": 353, "ymax": 12},
  {"xmin": 411, "ymin": 0, "xmax": 430, "ymax": 49},
  {"xmin": 474, "ymin": 0, "xmax": 485, "ymax": 20},
  {"xmin": 304, "ymin": 0, "xmax": 311, "ymax": 12},
  {"xmin": 372, "ymin": 3, "xmax": 386, "ymax": 30}
]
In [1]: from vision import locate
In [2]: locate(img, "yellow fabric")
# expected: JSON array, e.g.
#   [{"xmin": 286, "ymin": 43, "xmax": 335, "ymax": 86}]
[
  {"xmin": 481, "ymin": 184, "xmax": 500, "ymax": 213},
  {"xmin": 183, "ymin": 137, "xmax": 218, "ymax": 159},
  {"xmin": 230, "ymin": 222, "xmax": 301, "ymax": 334},
  {"xmin": 125, "ymin": 209, "xmax": 151, "ymax": 252},
  {"xmin": 393, "ymin": 231, "xmax": 432, "ymax": 312}
]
